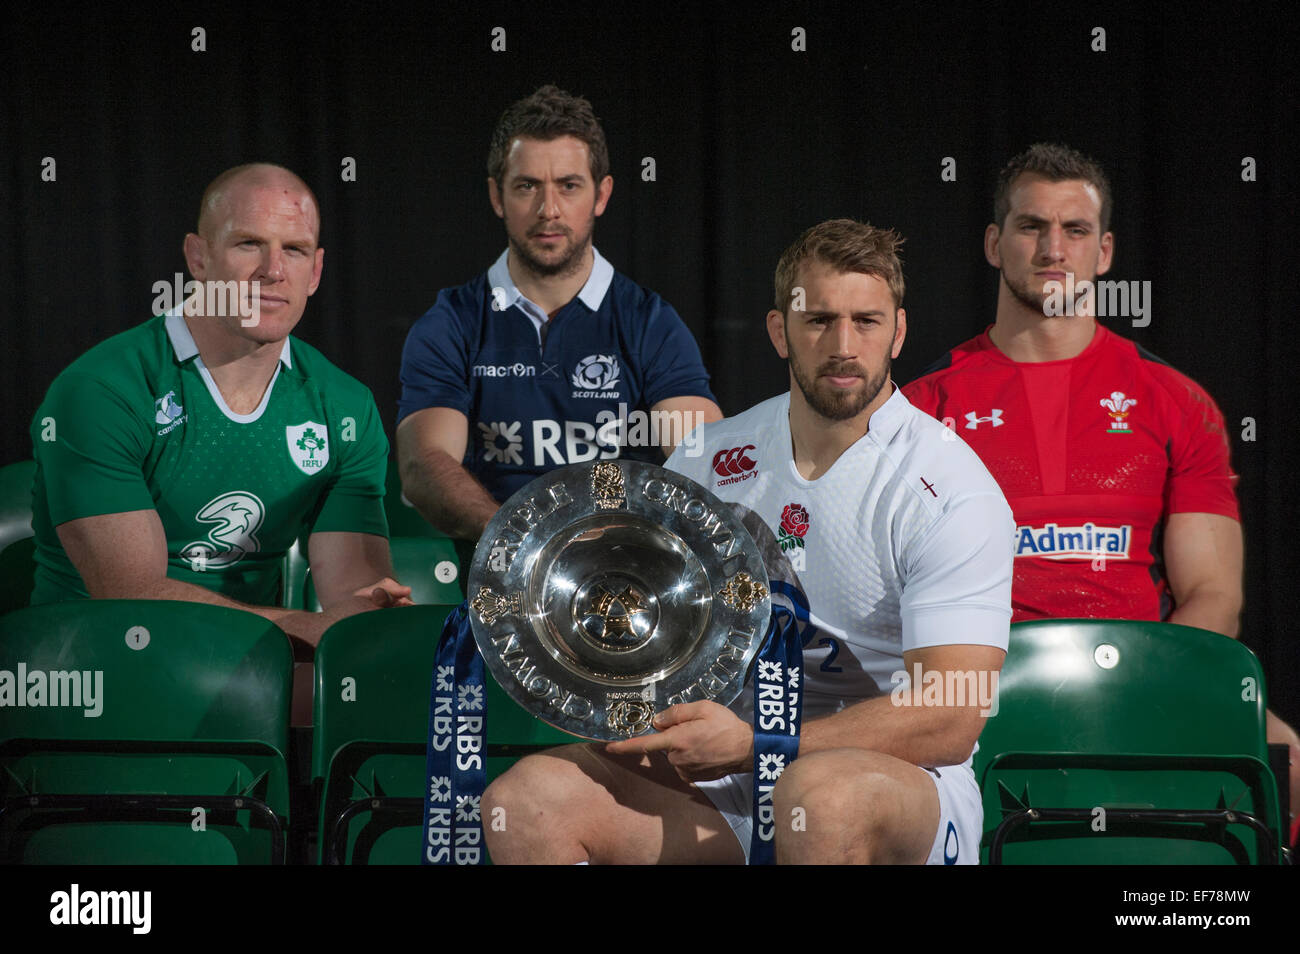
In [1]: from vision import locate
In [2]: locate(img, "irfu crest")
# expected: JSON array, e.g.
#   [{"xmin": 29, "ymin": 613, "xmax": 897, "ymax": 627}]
[{"xmin": 286, "ymin": 421, "xmax": 330, "ymax": 475}]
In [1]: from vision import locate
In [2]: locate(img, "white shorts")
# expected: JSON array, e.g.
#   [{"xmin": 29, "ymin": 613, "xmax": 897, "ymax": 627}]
[{"xmin": 694, "ymin": 762, "xmax": 983, "ymax": 864}]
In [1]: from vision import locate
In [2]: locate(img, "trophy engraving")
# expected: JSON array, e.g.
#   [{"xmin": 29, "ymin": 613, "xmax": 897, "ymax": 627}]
[
  {"xmin": 607, "ymin": 698, "xmax": 656, "ymax": 737},
  {"xmin": 467, "ymin": 462, "xmax": 771, "ymax": 740},
  {"xmin": 718, "ymin": 571, "xmax": 768, "ymax": 613},
  {"xmin": 470, "ymin": 585, "xmax": 522, "ymax": 625},
  {"xmin": 591, "ymin": 461, "xmax": 626, "ymax": 509}
]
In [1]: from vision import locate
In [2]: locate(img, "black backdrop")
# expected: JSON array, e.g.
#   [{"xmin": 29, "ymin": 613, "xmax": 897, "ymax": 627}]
[{"xmin": 2, "ymin": 2, "xmax": 1295, "ymax": 727}]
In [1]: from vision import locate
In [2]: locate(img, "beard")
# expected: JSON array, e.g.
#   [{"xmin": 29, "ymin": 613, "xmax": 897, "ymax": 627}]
[
  {"xmin": 1002, "ymin": 269, "xmax": 1050, "ymax": 314},
  {"xmin": 508, "ymin": 218, "xmax": 595, "ymax": 279},
  {"xmin": 1003, "ymin": 268, "xmax": 1094, "ymax": 317},
  {"xmin": 789, "ymin": 348, "xmax": 891, "ymax": 422}
]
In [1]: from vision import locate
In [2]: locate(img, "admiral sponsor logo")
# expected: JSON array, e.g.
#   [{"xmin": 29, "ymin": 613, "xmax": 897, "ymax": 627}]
[
  {"xmin": 712, "ymin": 444, "xmax": 757, "ymax": 485},
  {"xmin": 1014, "ymin": 522, "xmax": 1131, "ymax": 559},
  {"xmin": 472, "ymin": 362, "xmax": 536, "ymax": 378},
  {"xmin": 0, "ymin": 663, "xmax": 103, "ymax": 717},
  {"xmin": 49, "ymin": 884, "xmax": 151, "ymax": 934}
]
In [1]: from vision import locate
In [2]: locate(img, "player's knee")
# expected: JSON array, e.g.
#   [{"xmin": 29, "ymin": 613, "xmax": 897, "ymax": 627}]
[
  {"xmin": 483, "ymin": 748, "xmax": 612, "ymax": 862},
  {"xmin": 773, "ymin": 752, "xmax": 913, "ymax": 860},
  {"xmin": 483, "ymin": 754, "xmax": 568, "ymax": 847},
  {"xmin": 1266, "ymin": 709, "xmax": 1300, "ymax": 750},
  {"xmin": 485, "ymin": 753, "xmax": 564, "ymax": 819}
]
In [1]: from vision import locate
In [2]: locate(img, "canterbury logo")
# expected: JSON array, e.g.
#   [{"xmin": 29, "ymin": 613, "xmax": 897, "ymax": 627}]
[{"xmin": 712, "ymin": 445, "xmax": 757, "ymax": 477}]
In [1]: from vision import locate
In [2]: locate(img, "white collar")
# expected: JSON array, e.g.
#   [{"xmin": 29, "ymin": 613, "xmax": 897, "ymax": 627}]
[
  {"xmin": 162, "ymin": 306, "xmax": 289, "ymax": 423},
  {"xmin": 163, "ymin": 306, "xmax": 293, "ymax": 369},
  {"xmin": 486, "ymin": 246, "xmax": 615, "ymax": 334}
]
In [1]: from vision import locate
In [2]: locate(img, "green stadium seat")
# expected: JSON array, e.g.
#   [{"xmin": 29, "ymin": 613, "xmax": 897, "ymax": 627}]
[
  {"xmin": 280, "ymin": 454, "xmax": 464, "ymax": 610},
  {"xmin": 385, "ymin": 456, "xmax": 443, "ymax": 539},
  {"xmin": 281, "ymin": 537, "xmax": 309, "ymax": 609},
  {"xmin": 0, "ymin": 460, "xmax": 37, "ymax": 614},
  {"xmin": 974, "ymin": 619, "xmax": 1284, "ymax": 864},
  {"xmin": 303, "ymin": 536, "xmax": 464, "ymax": 612},
  {"xmin": 386, "ymin": 454, "xmax": 478, "ymax": 593},
  {"xmin": 0, "ymin": 459, "xmax": 35, "ymax": 551},
  {"xmin": 0, "ymin": 600, "xmax": 294, "ymax": 863},
  {"xmin": 313, "ymin": 604, "xmax": 571, "ymax": 864}
]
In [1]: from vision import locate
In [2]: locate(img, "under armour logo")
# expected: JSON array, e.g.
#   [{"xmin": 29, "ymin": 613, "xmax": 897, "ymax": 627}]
[{"xmin": 965, "ymin": 409, "xmax": 1004, "ymax": 429}]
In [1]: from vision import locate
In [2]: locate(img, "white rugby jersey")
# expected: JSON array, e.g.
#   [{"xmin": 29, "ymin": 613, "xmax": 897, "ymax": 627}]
[{"xmin": 667, "ymin": 387, "xmax": 1013, "ymax": 721}]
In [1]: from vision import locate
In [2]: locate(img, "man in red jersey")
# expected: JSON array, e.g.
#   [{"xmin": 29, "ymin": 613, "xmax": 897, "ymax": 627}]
[{"xmin": 903, "ymin": 143, "xmax": 1299, "ymax": 839}]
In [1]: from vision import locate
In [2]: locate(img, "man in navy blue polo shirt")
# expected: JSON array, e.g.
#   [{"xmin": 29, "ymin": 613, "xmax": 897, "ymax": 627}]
[{"xmin": 397, "ymin": 86, "xmax": 721, "ymax": 540}]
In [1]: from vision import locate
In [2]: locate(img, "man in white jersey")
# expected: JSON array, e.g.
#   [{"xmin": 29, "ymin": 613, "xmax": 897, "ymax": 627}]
[{"xmin": 482, "ymin": 219, "xmax": 1013, "ymax": 864}]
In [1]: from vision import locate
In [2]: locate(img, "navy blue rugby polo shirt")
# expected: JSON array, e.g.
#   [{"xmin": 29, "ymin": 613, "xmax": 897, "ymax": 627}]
[{"xmin": 398, "ymin": 248, "xmax": 715, "ymax": 502}]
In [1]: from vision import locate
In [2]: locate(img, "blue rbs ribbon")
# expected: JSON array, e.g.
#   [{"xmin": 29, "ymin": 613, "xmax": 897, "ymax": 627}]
[
  {"xmin": 424, "ymin": 595, "xmax": 803, "ymax": 865},
  {"xmin": 423, "ymin": 602, "xmax": 487, "ymax": 865},
  {"xmin": 749, "ymin": 603, "xmax": 803, "ymax": 865}
]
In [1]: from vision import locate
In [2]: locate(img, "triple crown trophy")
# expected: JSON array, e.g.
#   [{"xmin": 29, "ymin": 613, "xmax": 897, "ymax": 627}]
[{"xmin": 465, "ymin": 460, "xmax": 772, "ymax": 740}]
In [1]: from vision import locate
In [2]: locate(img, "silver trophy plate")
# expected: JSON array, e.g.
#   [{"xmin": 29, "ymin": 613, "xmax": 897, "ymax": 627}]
[{"xmin": 466, "ymin": 460, "xmax": 771, "ymax": 740}]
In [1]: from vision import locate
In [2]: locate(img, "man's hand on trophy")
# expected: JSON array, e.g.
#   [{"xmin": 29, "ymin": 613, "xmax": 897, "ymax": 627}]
[{"xmin": 604, "ymin": 701, "xmax": 754, "ymax": 782}]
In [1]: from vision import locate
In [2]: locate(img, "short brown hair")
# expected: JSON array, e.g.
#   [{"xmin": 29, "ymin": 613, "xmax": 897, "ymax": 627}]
[
  {"xmin": 773, "ymin": 219, "xmax": 906, "ymax": 313},
  {"xmin": 993, "ymin": 143, "xmax": 1113, "ymax": 233},
  {"xmin": 487, "ymin": 85, "xmax": 610, "ymax": 187}
]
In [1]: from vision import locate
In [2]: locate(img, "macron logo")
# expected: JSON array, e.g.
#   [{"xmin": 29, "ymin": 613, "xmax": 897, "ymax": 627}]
[{"xmin": 50, "ymin": 884, "xmax": 151, "ymax": 934}]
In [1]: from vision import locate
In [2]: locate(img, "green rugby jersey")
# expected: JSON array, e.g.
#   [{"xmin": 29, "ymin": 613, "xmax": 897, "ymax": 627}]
[{"xmin": 30, "ymin": 312, "xmax": 389, "ymax": 605}]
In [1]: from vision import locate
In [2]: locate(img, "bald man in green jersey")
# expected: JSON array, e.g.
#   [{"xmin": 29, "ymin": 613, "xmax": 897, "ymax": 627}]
[{"xmin": 30, "ymin": 163, "xmax": 411, "ymax": 650}]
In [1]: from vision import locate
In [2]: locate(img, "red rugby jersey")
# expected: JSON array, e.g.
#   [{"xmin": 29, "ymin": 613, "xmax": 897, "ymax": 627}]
[{"xmin": 903, "ymin": 323, "xmax": 1239, "ymax": 623}]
